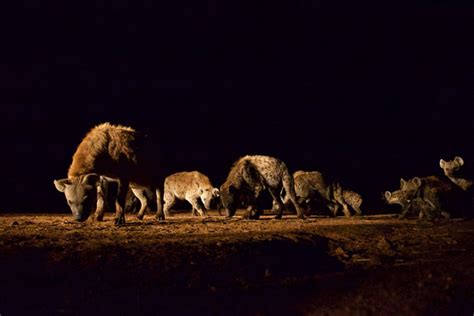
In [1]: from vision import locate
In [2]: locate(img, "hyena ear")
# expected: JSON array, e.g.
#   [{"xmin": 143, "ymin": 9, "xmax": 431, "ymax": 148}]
[
  {"xmin": 412, "ymin": 177, "xmax": 422, "ymax": 187},
  {"xmin": 454, "ymin": 156, "xmax": 464, "ymax": 167},
  {"xmin": 439, "ymin": 159, "xmax": 446, "ymax": 168},
  {"xmin": 212, "ymin": 188, "xmax": 220, "ymax": 197},
  {"xmin": 400, "ymin": 178, "xmax": 407, "ymax": 188},
  {"xmin": 81, "ymin": 173, "xmax": 101, "ymax": 186},
  {"xmin": 384, "ymin": 191, "xmax": 391, "ymax": 200},
  {"xmin": 54, "ymin": 178, "xmax": 72, "ymax": 192}
]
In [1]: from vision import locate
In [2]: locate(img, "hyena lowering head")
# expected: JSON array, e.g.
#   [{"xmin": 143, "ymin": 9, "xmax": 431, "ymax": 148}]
[
  {"xmin": 163, "ymin": 171, "xmax": 219, "ymax": 217},
  {"xmin": 220, "ymin": 155, "xmax": 305, "ymax": 219}
]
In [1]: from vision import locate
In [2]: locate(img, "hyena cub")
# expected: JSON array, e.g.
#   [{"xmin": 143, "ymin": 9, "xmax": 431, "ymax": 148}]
[
  {"xmin": 283, "ymin": 171, "xmax": 363, "ymax": 218},
  {"xmin": 219, "ymin": 155, "xmax": 304, "ymax": 220},
  {"xmin": 439, "ymin": 156, "xmax": 472, "ymax": 192},
  {"xmin": 163, "ymin": 171, "xmax": 219, "ymax": 218},
  {"xmin": 332, "ymin": 183, "xmax": 363, "ymax": 217},
  {"xmin": 384, "ymin": 189, "xmax": 432, "ymax": 219}
]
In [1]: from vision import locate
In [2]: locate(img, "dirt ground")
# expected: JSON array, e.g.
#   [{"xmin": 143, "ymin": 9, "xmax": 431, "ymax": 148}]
[{"xmin": 0, "ymin": 210, "xmax": 473, "ymax": 315}]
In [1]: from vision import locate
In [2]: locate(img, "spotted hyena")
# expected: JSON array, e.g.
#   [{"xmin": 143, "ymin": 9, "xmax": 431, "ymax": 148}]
[
  {"xmin": 439, "ymin": 156, "xmax": 473, "ymax": 192},
  {"xmin": 54, "ymin": 123, "xmax": 164, "ymax": 225},
  {"xmin": 219, "ymin": 155, "xmax": 305, "ymax": 219},
  {"xmin": 163, "ymin": 171, "xmax": 219, "ymax": 218},
  {"xmin": 399, "ymin": 175, "xmax": 470, "ymax": 219},
  {"xmin": 332, "ymin": 183, "xmax": 363, "ymax": 217},
  {"xmin": 384, "ymin": 189, "xmax": 432, "ymax": 219},
  {"xmin": 283, "ymin": 171, "xmax": 362, "ymax": 218}
]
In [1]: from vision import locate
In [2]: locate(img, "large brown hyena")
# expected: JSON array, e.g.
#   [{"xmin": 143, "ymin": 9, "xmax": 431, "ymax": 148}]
[
  {"xmin": 53, "ymin": 123, "xmax": 164, "ymax": 225},
  {"xmin": 283, "ymin": 171, "xmax": 363, "ymax": 217},
  {"xmin": 219, "ymin": 155, "xmax": 305, "ymax": 219},
  {"xmin": 399, "ymin": 175, "xmax": 471, "ymax": 219},
  {"xmin": 163, "ymin": 171, "xmax": 219, "ymax": 217},
  {"xmin": 439, "ymin": 156, "xmax": 473, "ymax": 192}
]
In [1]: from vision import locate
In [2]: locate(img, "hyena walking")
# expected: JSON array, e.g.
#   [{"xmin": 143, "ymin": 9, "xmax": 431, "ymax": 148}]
[
  {"xmin": 163, "ymin": 171, "xmax": 219, "ymax": 218},
  {"xmin": 283, "ymin": 171, "xmax": 363, "ymax": 217},
  {"xmin": 219, "ymin": 155, "xmax": 305, "ymax": 219},
  {"xmin": 54, "ymin": 123, "xmax": 165, "ymax": 225}
]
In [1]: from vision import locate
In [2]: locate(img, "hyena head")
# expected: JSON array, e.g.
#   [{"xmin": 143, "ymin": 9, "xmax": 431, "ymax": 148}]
[
  {"xmin": 400, "ymin": 177, "xmax": 422, "ymax": 201},
  {"xmin": 199, "ymin": 187, "xmax": 220, "ymax": 210},
  {"xmin": 384, "ymin": 189, "xmax": 409, "ymax": 206},
  {"xmin": 439, "ymin": 156, "xmax": 464, "ymax": 177},
  {"xmin": 219, "ymin": 184, "xmax": 238, "ymax": 218},
  {"xmin": 54, "ymin": 173, "xmax": 103, "ymax": 222}
]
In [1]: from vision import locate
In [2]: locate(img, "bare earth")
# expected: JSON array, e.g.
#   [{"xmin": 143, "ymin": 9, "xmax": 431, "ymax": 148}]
[{"xmin": 0, "ymin": 211, "xmax": 473, "ymax": 315}]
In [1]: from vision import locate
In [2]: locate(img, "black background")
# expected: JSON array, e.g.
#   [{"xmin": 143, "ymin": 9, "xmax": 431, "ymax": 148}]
[{"xmin": 0, "ymin": 0, "xmax": 472, "ymax": 213}]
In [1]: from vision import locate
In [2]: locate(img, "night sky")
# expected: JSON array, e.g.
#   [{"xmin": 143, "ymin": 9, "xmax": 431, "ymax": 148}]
[{"xmin": 1, "ymin": 0, "xmax": 472, "ymax": 213}]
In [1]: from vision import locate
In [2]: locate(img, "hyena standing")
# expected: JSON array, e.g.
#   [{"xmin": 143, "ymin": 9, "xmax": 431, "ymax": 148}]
[
  {"xmin": 283, "ymin": 171, "xmax": 363, "ymax": 217},
  {"xmin": 53, "ymin": 122, "xmax": 165, "ymax": 225},
  {"xmin": 219, "ymin": 155, "xmax": 305, "ymax": 219},
  {"xmin": 163, "ymin": 171, "xmax": 219, "ymax": 218}
]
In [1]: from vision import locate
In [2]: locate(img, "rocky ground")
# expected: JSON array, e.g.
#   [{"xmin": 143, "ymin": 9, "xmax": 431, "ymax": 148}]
[{"xmin": 0, "ymin": 211, "xmax": 473, "ymax": 315}]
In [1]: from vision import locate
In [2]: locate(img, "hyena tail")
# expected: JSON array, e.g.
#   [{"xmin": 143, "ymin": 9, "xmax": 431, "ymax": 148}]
[{"xmin": 282, "ymin": 171, "xmax": 305, "ymax": 219}]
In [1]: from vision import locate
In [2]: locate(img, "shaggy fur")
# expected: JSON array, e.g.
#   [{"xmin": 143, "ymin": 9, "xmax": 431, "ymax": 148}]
[
  {"xmin": 220, "ymin": 155, "xmax": 304, "ymax": 219},
  {"xmin": 163, "ymin": 171, "xmax": 219, "ymax": 217},
  {"xmin": 55, "ymin": 122, "xmax": 164, "ymax": 225}
]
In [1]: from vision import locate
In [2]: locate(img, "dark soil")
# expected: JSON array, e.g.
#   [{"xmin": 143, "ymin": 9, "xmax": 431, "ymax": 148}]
[{"xmin": 1, "ymin": 211, "xmax": 473, "ymax": 315}]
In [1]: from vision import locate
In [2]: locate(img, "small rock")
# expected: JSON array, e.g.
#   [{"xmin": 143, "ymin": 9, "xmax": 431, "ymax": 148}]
[{"xmin": 377, "ymin": 236, "xmax": 393, "ymax": 252}]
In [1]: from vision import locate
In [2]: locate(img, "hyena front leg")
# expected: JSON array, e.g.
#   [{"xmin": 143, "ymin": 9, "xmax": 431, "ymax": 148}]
[
  {"xmin": 189, "ymin": 197, "xmax": 207, "ymax": 218},
  {"xmin": 114, "ymin": 179, "xmax": 129, "ymax": 226},
  {"xmin": 131, "ymin": 188, "xmax": 149, "ymax": 220}
]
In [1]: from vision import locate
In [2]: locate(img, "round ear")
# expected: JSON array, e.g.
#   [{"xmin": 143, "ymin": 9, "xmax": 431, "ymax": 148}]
[
  {"xmin": 439, "ymin": 159, "xmax": 446, "ymax": 168},
  {"xmin": 54, "ymin": 178, "xmax": 72, "ymax": 192},
  {"xmin": 82, "ymin": 173, "xmax": 101, "ymax": 186},
  {"xmin": 384, "ymin": 191, "xmax": 391, "ymax": 200},
  {"xmin": 413, "ymin": 177, "xmax": 422, "ymax": 187},
  {"xmin": 212, "ymin": 187, "xmax": 220, "ymax": 197},
  {"xmin": 454, "ymin": 156, "xmax": 464, "ymax": 167},
  {"xmin": 400, "ymin": 178, "xmax": 407, "ymax": 188}
]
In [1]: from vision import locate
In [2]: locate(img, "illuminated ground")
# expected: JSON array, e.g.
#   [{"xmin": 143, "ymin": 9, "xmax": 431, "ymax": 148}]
[{"xmin": 0, "ymin": 211, "xmax": 473, "ymax": 315}]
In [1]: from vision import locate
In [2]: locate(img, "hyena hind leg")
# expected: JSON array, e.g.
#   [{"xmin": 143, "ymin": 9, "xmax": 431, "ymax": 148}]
[{"xmin": 131, "ymin": 188, "xmax": 149, "ymax": 220}]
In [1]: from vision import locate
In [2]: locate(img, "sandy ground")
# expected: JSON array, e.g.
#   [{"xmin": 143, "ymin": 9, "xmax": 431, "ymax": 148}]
[{"xmin": 0, "ymin": 210, "xmax": 473, "ymax": 315}]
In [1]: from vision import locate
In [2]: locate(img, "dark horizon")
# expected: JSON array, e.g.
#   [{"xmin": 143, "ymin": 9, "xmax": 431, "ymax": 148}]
[{"xmin": 1, "ymin": 0, "xmax": 472, "ymax": 213}]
